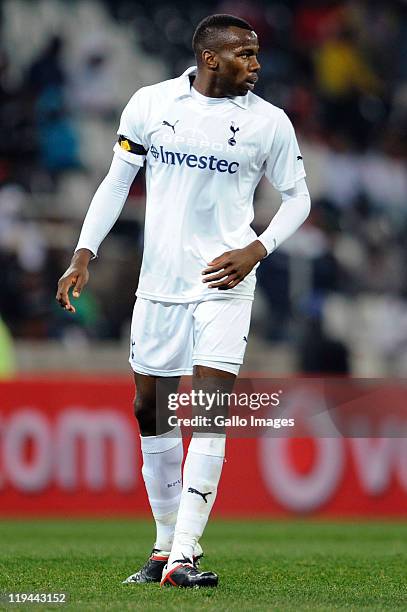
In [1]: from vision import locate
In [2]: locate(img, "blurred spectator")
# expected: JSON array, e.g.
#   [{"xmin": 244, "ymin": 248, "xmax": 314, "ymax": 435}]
[
  {"xmin": 315, "ymin": 26, "xmax": 382, "ymax": 148},
  {"xmin": 0, "ymin": 48, "xmax": 37, "ymax": 186},
  {"xmin": 0, "ymin": 184, "xmax": 46, "ymax": 273},
  {"xmin": 36, "ymin": 86, "xmax": 81, "ymax": 177},
  {"xmin": 0, "ymin": 316, "xmax": 16, "ymax": 378},
  {"xmin": 25, "ymin": 35, "xmax": 65, "ymax": 96},
  {"xmin": 67, "ymin": 36, "xmax": 122, "ymax": 118},
  {"xmin": 299, "ymin": 317, "xmax": 350, "ymax": 375}
]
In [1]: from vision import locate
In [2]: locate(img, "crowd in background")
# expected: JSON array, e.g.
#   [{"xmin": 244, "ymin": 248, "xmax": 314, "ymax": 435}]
[{"xmin": 0, "ymin": 0, "xmax": 406, "ymax": 375}]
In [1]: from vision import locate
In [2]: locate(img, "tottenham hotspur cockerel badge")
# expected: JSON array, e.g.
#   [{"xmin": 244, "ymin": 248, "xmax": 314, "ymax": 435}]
[{"xmin": 228, "ymin": 122, "xmax": 240, "ymax": 146}]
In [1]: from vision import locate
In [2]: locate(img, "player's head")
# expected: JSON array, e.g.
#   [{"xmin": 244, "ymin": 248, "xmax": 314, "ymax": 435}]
[{"xmin": 192, "ymin": 14, "xmax": 260, "ymax": 96}]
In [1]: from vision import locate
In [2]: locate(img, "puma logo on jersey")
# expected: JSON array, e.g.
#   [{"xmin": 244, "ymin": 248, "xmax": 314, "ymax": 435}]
[
  {"xmin": 297, "ymin": 155, "xmax": 303, "ymax": 160},
  {"xmin": 188, "ymin": 487, "xmax": 212, "ymax": 503},
  {"xmin": 162, "ymin": 119, "xmax": 179, "ymax": 133},
  {"xmin": 228, "ymin": 122, "xmax": 240, "ymax": 146}
]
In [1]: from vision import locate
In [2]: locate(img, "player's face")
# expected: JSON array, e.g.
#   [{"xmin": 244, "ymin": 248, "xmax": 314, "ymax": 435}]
[{"xmin": 215, "ymin": 28, "xmax": 260, "ymax": 96}]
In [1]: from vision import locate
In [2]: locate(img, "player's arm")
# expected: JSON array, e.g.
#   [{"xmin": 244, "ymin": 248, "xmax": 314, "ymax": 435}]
[
  {"xmin": 203, "ymin": 111, "xmax": 309, "ymax": 290},
  {"xmin": 256, "ymin": 177, "xmax": 311, "ymax": 255},
  {"xmin": 202, "ymin": 178, "xmax": 311, "ymax": 290},
  {"xmin": 56, "ymin": 153, "xmax": 140, "ymax": 312}
]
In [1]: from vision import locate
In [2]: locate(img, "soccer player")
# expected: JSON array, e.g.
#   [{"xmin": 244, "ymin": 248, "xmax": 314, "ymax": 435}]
[{"xmin": 56, "ymin": 14, "xmax": 310, "ymax": 588}]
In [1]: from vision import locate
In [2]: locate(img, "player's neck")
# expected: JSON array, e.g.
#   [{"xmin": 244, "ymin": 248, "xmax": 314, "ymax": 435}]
[{"xmin": 192, "ymin": 72, "xmax": 229, "ymax": 99}]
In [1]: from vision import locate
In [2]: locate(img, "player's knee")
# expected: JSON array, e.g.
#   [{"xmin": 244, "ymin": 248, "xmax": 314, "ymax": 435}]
[{"xmin": 133, "ymin": 393, "xmax": 156, "ymax": 435}]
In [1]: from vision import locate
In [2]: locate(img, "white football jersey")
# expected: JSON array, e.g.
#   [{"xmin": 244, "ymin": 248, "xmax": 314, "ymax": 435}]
[{"xmin": 114, "ymin": 66, "xmax": 306, "ymax": 303}]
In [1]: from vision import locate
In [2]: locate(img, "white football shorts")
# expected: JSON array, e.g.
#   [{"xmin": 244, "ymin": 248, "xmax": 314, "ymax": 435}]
[{"xmin": 129, "ymin": 298, "xmax": 252, "ymax": 376}]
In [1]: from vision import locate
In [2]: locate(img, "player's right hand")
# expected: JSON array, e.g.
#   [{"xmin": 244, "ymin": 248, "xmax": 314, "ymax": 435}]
[{"xmin": 56, "ymin": 249, "xmax": 92, "ymax": 313}]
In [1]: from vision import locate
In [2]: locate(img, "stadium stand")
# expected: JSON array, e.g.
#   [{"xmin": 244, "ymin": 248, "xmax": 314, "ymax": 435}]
[{"xmin": 0, "ymin": 0, "xmax": 406, "ymax": 375}]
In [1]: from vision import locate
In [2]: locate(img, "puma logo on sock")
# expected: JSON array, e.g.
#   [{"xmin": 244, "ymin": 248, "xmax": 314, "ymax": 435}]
[{"xmin": 188, "ymin": 487, "xmax": 212, "ymax": 503}]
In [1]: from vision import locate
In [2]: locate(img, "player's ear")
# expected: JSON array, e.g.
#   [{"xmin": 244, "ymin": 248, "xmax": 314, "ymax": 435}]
[{"xmin": 202, "ymin": 49, "xmax": 218, "ymax": 70}]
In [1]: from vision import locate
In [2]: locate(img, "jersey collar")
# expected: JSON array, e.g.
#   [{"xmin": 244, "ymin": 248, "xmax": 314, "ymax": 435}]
[{"xmin": 176, "ymin": 66, "xmax": 249, "ymax": 110}]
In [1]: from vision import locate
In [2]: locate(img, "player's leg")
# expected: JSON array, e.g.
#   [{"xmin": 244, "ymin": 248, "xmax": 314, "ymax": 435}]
[
  {"xmin": 162, "ymin": 365, "xmax": 234, "ymax": 588},
  {"xmin": 161, "ymin": 299, "xmax": 251, "ymax": 588},
  {"xmin": 123, "ymin": 372, "xmax": 184, "ymax": 583},
  {"xmin": 136, "ymin": 372, "xmax": 183, "ymax": 548},
  {"xmin": 124, "ymin": 298, "xmax": 200, "ymax": 584},
  {"xmin": 168, "ymin": 366, "xmax": 235, "ymax": 565}
]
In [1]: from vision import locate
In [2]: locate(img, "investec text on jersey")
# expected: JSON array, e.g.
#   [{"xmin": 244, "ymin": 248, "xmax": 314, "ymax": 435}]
[{"xmin": 150, "ymin": 144, "xmax": 239, "ymax": 174}]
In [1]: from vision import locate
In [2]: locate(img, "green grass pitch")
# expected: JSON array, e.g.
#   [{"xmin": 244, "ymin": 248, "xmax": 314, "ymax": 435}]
[{"xmin": 0, "ymin": 519, "xmax": 406, "ymax": 611}]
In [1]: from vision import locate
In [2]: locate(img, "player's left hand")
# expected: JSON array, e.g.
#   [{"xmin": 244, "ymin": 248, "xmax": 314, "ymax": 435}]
[{"xmin": 202, "ymin": 240, "xmax": 267, "ymax": 290}]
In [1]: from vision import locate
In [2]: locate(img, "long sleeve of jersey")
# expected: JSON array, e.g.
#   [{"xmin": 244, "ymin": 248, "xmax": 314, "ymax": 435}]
[
  {"xmin": 257, "ymin": 178, "xmax": 311, "ymax": 256},
  {"xmin": 75, "ymin": 153, "xmax": 140, "ymax": 257}
]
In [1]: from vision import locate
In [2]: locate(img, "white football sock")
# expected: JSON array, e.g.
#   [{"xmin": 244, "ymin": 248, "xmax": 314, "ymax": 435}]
[
  {"xmin": 168, "ymin": 433, "xmax": 226, "ymax": 565},
  {"xmin": 140, "ymin": 427, "xmax": 183, "ymax": 552}
]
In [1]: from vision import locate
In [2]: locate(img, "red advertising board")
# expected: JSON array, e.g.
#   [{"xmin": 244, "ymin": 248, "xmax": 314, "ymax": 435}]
[{"xmin": 0, "ymin": 377, "xmax": 406, "ymax": 517}]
